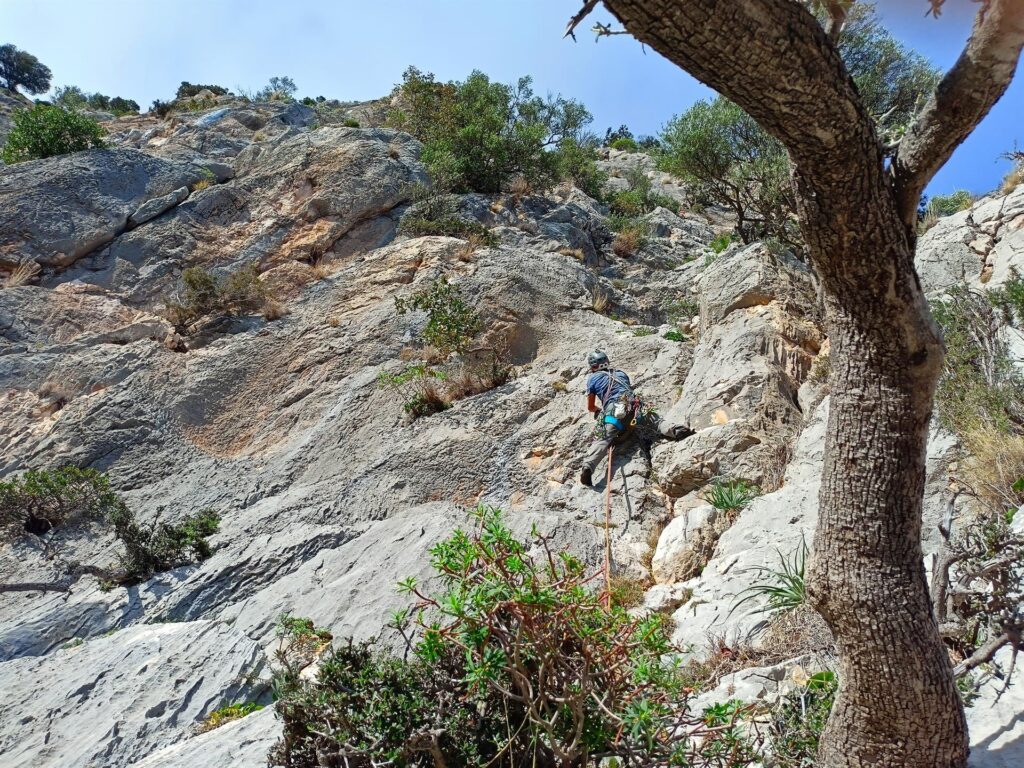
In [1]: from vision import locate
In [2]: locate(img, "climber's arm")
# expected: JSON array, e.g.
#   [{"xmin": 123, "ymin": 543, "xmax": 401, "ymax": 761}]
[{"xmin": 587, "ymin": 393, "xmax": 599, "ymax": 413}]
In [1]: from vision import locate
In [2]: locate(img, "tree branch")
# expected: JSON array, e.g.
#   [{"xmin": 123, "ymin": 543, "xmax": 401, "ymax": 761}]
[{"xmin": 891, "ymin": 0, "xmax": 1024, "ymax": 230}]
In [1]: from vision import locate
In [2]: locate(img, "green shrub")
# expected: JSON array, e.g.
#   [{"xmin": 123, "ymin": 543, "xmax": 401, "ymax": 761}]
[
  {"xmin": 632, "ymin": 326, "xmax": 656, "ymax": 337},
  {"xmin": 107, "ymin": 505, "xmax": 220, "ymax": 584},
  {"xmin": 272, "ymin": 506, "xmax": 752, "ymax": 767},
  {"xmin": 0, "ymin": 467, "xmax": 121, "ymax": 538},
  {"xmin": 931, "ymin": 284, "xmax": 1024, "ymax": 435},
  {"xmin": 768, "ymin": 671, "xmax": 837, "ymax": 767},
  {"xmin": 0, "ymin": 467, "xmax": 219, "ymax": 586},
  {"xmin": 176, "ymin": 82, "xmax": 228, "ymax": 99},
  {"xmin": 150, "ymin": 99, "xmax": 173, "ymax": 118},
  {"xmin": 705, "ymin": 478, "xmax": 760, "ymax": 512},
  {"xmin": 710, "ymin": 232, "xmax": 736, "ymax": 254},
  {"xmin": 342, "ymin": 117, "xmax": 360, "ymax": 128},
  {"xmin": 108, "ymin": 96, "xmax": 140, "ymax": 116},
  {"xmin": 1, "ymin": 104, "xmax": 105, "ymax": 163},
  {"xmin": 385, "ymin": 67, "xmax": 592, "ymax": 194},
  {"xmin": 377, "ymin": 365, "xmax": 451, "ymax": 419},
  {"xmin": 987, "ymin": 267, "xmax": 1024, "ymax": 325},
  {"xmin": 731, "ymin": 538, "xmax": 808, "ymax": 619},
  {"xmin": 0, "ymin": 44, "xmax": 51, "ymax": 94},
  {"xmin": 200, "ymin": 702, "xmax": 264, "ymax": 732},
  {"xmin": 927, "ymin": 189, "xmax": 974, "ymax": 218},
  {"xmin": 53, "ymin": 85, "xmax": 87, "ymax": 109},
  {"xmin": 663, "ymin": 329, "xmax": 687, "ymax": 342},
  {"xmin": 394, "ymin": 277, "xmax": 481, "ymax": 355},
  {"xmin": 164, "ymin": 265, "xmax": 272, "ymax": 329},
  {"xmin": 555, "ymin": 136, "xmax": 607, "ymax": 199},
  {"xmin": 610, "ymin": 136, "xmax": 639, "ymax": 152},
  {"xmin": 257, "ymin": 76, "xmax": 297, "ymax": 102}
]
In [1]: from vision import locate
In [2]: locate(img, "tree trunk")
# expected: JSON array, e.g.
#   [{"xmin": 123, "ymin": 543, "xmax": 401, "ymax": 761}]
[{"xmin": 590, "ymin": 0, "xmax": 1020, "ymax": 764}]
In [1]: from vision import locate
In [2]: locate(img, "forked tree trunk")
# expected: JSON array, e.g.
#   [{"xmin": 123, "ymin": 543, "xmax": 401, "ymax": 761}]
[{"xmin": 595, "ymin": 0, "xmax": 1024, "ymax": 764}]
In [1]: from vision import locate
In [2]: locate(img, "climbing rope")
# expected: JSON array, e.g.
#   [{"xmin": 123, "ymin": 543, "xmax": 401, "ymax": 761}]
[{"xmin": 603, "ymin": 444, "xmax": 614, "ymax": 605}]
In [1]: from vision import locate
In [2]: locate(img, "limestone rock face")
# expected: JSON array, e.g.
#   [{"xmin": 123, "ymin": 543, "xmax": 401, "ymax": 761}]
[
  {"xmin": 0, "ymin": 621, "xmax": 264, "ymax": 768},
  {"xmin": 917, "ymin": 183, "xmax": 1024, "ymax": 293},
  {"xmin": 2, "ymin": 100, "xmax": 1020, "ymax": 767}
]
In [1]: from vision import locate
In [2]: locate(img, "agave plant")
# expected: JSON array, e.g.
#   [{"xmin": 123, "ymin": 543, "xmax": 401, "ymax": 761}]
[{"xmin": 730, "ymin": 537, "xmax": 808, "ymax": 618}]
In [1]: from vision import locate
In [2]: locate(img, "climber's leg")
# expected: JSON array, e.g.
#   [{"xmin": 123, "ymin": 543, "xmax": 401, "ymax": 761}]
[
  {"xmin": 580, "ymin": 429, "xmax": 614, "ymax": 486},
  {"xmin": 647, "ymin": 411, "xmax": 694, "ymax": 441}
]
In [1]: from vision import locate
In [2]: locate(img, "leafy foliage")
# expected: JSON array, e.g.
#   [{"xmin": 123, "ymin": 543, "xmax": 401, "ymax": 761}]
[
  {"xmin": 164, "ymin": 265, "xmax": 274, "ymax": 329},
  {"xmin": 709, "ymin": 232, "xmax": 736, "ymax": 254},
  {"xmin": 199, "ymin": 701, "xmax": 264, "ymax": 733},
  {"xmin": 658, "ymin": 4, "xmax": 938, "ymax": 250},
  {"xmin": 175, "ymin": 82, "xmax": 229, "ymax": 99},
  {"xmin": 0, "ymin": 467, "xmax": 219, "ymax": 587},
  {"xmin": 705, "ymin": 479, "xmax": 760, "ymax": 512},
  {"xmin": 273, "ymin": 506, "xmax": 760, "ymax": 766},
  {"xmin": 659, "ymin": 97, "xmax": 796, "ymax": 247},
  {"xmin": 731, "ymin": 539, "xmax": 808, "ymax": 619},
  {"xmin": 377, "ymin": 365, "xmax": 450, "ymax": 420},
  {"xmin": 768, "ymin": 670, "xmax": 837, "ymax": 767},
  {"xmin": 610, "ymin": 136, "xmax": 639, "ymax": 152},
  {"xmin": 386, "ymin": 67, "xmax": 593, "ymax": 194},
  {"xmin": 1, "ymin": 104, "xmax": 105, "ymax": 163},
  {"xmin": 555, "ymin": 135, "xmax": 607, "ymax": 199},
  {"xmin": 0, "ymin": 467, "xmax": 121, "ymax": 538},
  {"xmin": 55, "ymin": 90, "xmax": 140, "ymax": 115},
  {"xmin": 927, "ymin": 189, "xmax": 975, "ymax": 218},
  {"xmin": 107, "ymin": 505, "xmax": 220, "ymax": 584},
  {"xmin": 608, "ymin": 166, "xmax": 678, "ymax": 217},
  {"xmin": 0, "ymin": 43, "xmax": 51, "ymax": 94},
  {"xmin": 394, "ymin": 277, "xmax": 481, "ymax": 355},
  {"xmin": 931, "ymin": 284, "xmax": 1024, "ymax": 436},
  {"xmin": 258, "ymin": 75, "xmax": 297, "ymax": 101}
]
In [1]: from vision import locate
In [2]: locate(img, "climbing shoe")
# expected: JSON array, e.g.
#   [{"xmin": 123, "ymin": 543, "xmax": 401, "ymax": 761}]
[{"xmin": 580, "ymin": 467, "xmax": 593, "ymax": 487}]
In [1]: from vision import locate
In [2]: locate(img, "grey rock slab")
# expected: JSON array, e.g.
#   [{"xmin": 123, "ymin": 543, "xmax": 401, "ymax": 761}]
[
  {"xmin": 0, "ymin": 148, "xmax": 206, "ymax": 268},
  {"xmin": 966, "ymin": 647, "xmax": 1024, "ymax": 768},
  {"xmin": 128, "ymin": 186, "xmax": 190, "ymax": 228},
  {"xmin": 0, "ymin": 620, "xmax": 264, "ymax": 768},
  {"xmin": 129, "ymin": 704, "xmax": 279, "ymax": 768}
]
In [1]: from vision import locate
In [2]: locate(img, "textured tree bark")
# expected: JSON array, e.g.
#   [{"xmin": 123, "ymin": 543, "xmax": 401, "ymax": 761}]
[{"xmin": 595, "ymin": 0, "xmax": 1024, "ymax": 765}]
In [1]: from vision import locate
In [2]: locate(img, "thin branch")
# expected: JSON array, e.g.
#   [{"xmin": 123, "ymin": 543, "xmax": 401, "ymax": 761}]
[
  {"xmin": 891, "ymin": 0, "xmax": 1024, "ymax": 231},
  {"xmin": 564, "ymin": 0, "xmax": 601, "ymax": 41}
]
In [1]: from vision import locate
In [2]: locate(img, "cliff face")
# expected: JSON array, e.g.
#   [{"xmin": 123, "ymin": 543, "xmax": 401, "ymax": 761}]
[{"xmin": 0, "ymin": 99, "xmax": 1021, "ymax": 767}]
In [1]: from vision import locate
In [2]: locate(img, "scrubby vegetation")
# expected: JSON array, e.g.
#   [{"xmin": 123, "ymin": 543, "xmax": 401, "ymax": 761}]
[
  {"xmin": 385, "ymin": 67, "xmax": 601, "ymax": 195},
  {"xmin": 199, "ymin": 702, "xmax": 264, "ymax": 733},
  {"xmin": 657, "ymin": 4, "xmax": 938, "ymax": 250},
  {"xmin": 394, "ymin": 277, "xmax": 482, "ymax": 356},
  {"xmin": 607, "ymin": 166, "xmax": 678, "ymax": 217},
  {"xmin": 53, "ymin": 86, "xmax": 140, "ymax": 115},
  {"xmin": 384, "ymin": 277, "xmax": 510, "ymax": 419},
  {"xmin": 272, "ymin": 506, "xmax": 761, "ymax": 767},
  {"xmin": 0, "ymin": 468, "xmax": 219, "ymax": 589},
  {"xmin": 164, "ymin": 264, "xmax": 278, "ymax": 329},
  {"xmin": 1, "ymin": 104, "xmax": 105, "ymax": 163},
  {"xmin": 176, "ymin": 81, "xmax": 229, "ymax": 99}
]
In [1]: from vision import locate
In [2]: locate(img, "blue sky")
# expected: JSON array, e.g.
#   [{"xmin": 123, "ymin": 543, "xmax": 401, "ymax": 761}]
[{"xmin": 2, "ymin": 0, "xmax": 1020, "ymax": 195}]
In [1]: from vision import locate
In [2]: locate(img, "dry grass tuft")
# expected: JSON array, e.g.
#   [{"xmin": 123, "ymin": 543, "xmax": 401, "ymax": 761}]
[
  {"xmin": 758, "ymin": 439, "xmax": 794, "ymax": 493},
  {"xmin": 326, "ymin": 315, "xmax": 341, "ymax": 328},
  {"xmin": 5, "ymin": 261, "xmax": 41, "ymax": 288},
  {"xmin": 640, "ymin": 516, "xmax": 670, "ymax": 571},
  {"xmin": 961, "ymin": 426, "xmax": 1024, "ymax": 513},
  {"xmin": 388, "ymin": 143, "xmax": 401, "ymax": 160},
  {"xmin": 507, "ymin": 175, "xmax": 532, "ymax": 198},
  {"xmin": 262, "ymin": 298, "xmax": 289, "ymax": 321},
  {"xmin": 612, "ymin": 229, "xmax": 643, "ymax": 257},
  {"xmin": 191, "ymin": 178, "xmax": 214, "ymax": 193},
  {"xmin": 551, "ymin": 380, "xmax": 568, "ymax": 393},
  {"xmin": 36, "ymin": 381, "xmax": 73, "ymax": 416},
  {"xmin": 558, "ymin": 246, "xmax": 586, "ymax": 261},
  {"xmin": 1001, "ymin": 163, "xmax": 1024, "ymax": 195},
  {"xmin": 608, "ymin": 575, "xmax": 650, "ymax": 609},
  {"xmin": 591, "ymin": 287, "xmax": 610, "ymax": 315}
]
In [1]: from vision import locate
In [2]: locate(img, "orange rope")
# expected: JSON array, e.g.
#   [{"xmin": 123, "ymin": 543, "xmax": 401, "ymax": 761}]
[{"xmin": 603, "ymin": 445, "xmax": 614, "ymax": 605}]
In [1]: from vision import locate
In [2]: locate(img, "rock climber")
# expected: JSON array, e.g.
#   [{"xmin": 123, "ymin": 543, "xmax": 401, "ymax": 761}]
[{"xmin": 579, "ymin": 350, "xmax": 694, "ymax": 486}]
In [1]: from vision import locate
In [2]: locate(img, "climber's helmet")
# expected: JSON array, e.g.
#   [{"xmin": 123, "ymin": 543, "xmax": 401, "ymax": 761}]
[{"xmin": 587, "ymin": 350, "xmax": 609, "ymax": 371}]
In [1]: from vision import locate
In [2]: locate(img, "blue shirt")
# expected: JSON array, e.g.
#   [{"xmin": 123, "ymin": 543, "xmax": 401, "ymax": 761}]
[{"xmin": 586, "ymin": 369, "xmax": 632, "ymax": 408}]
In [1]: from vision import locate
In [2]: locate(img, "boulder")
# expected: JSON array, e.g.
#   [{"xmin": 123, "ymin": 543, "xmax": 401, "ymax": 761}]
[
  {"xmin": 128, "ymin": 186, "xmax": 190, "ymax": 228},
  {"xmin": 651, "ymin": 504, "xmax": 716, "ymax": 583}
]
